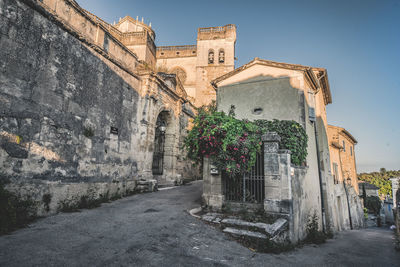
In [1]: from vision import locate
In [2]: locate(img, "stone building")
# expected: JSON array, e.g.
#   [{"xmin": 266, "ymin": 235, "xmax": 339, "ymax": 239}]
[
  {"xmin": 0, "ymin": 0, "xmax": 231, "ymax": 215},
  {"xmin": 84, "ymin": 8, "xmax": 236, "ymax": 108},
  {"xmin": 327, "ymin": 125, "xmax": 359, "ymax": 193},
  {"xmin": 327, "ymin": 125, "xmax": 364, "ymax": 231},
  {"xmin": 203, "ymin": 58, "xmax": 364, "ymax": 242},
  {"xmin": 155, "ymin": 25, "xmax": 236, "ymax": 107}
]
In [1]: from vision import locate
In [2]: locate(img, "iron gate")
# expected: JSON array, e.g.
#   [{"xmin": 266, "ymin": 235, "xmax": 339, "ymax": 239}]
[
  {"xmin": 152, "ymin": 128, "xmax": 165, "ymax": 175},
  {"xmin": 223, "ymin": 151, "xmax": 264, "ymax": 203}
]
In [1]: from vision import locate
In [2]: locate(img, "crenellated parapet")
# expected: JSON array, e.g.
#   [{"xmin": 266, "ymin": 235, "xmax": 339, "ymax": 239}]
[
  {"xmin": 83, "ymin": 11, "xmax": 156, "ymax": 59},
  {"xmin": 197, "ymin": 24, "xmax": 236, "ymax": 41}
]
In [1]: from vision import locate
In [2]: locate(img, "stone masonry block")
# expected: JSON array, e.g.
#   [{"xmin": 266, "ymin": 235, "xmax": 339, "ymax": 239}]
[
  {"xmin": 264, "ymin": 186, "xmax": 280, "ymax": 199},
  {"xmin": 264, "ymin": 154, "xmax": 279, "ymax": 175},
  {"xmin": 262, "ymin": 132, "xmax": 281, "ymax": 143}
]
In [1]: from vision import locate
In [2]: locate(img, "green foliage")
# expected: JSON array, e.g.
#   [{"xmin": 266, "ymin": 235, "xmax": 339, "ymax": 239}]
[
  {"xmin": 358, "ymin": 169, "xmax": 399, "ymax": 197},
  {"xmin": 184, "ymin": 103, "xmax": 308, "ymax": 176},
  {"xmin": 42, "ymin": 194, "xmax": 52, "ymax": 212},
  {"xmin": 365, "ymin": 196, "xmax": 382, "ymax": 215},
  {"xmin": 305, "ymin": 211, "xmax": 328, "ymax": 244},
  {"xmin": 363, "ymin": 207, "xmax": 368, "ymax": 219},
  {"xmin": 83, "ymin": 127, "xmax": 94, "ymax": 138},
  {"xmin": 0, "ymin": 183, "xmax": 37, "ymax": 235},
  {"xmin": 184, "ymin": 105, "xmax": 262, "ymax": 175},
  {"xmin": 253, "ymin": 119, "xmax": 308, "ymax": 166}
]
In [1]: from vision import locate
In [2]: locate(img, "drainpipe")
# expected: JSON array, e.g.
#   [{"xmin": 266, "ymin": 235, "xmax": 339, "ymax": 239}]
[
  {"xmin": 313, "ymin": 120, "xmax": 327, "ymax": 233},
  {"xmin": 339, "ymin": 149, "xmax": 353, "ymax": 230}
]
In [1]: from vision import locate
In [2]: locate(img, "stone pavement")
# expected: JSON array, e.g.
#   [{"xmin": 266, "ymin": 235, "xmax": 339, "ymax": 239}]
[{"xmin": 0, "ymin": 181, "xmax": 399, "ymax": 266}]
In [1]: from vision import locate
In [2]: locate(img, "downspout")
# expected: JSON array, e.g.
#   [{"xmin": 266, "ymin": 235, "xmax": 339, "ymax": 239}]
[
  {"xmin": 313, "ymin": 119, "xmax": 327, "ymax": 233},
  {"xmin": 339, "ymin": 148, "xmax": 353, "ymax": 230}
]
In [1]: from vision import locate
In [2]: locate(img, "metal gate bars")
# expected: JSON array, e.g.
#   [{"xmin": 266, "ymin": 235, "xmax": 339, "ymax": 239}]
[{"xmin": 223, "ymin": 151, "xmax": 265, "ymax": 204}]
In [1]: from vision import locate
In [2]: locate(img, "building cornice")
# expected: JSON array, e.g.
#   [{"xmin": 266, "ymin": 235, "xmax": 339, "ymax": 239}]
[
  {"xmin": 328, "ymin": 125, "xmax": 358, "ymax": 144},
  {"xmin": 211, "ymin": 58, "xmax": 332, "ymax": 105}
]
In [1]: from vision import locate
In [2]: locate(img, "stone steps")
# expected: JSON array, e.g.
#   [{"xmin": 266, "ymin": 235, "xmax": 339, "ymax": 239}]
[
  {"xmin": 200, "ymin": 212, "xmax": 288, "ymax": 240},
  {"xmin": 136, "ymin": 179, "xmax": 158, "ymax": 192},
  {"xmin": 223, "ymin": 227, "xmax": 268, "ymax": 239}
]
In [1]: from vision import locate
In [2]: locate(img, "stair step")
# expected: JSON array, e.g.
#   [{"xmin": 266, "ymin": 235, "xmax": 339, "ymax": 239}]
[
  {"xmin": 265, "ymin": 218, "xmax": 288, "ymax": 236},
  {"xmin": 223, "ymin": 227, "xmax": 267, "ymax": 239},
  {"xmin": 221, "ymin": 218, "xmax": 269, "ymax": 231}
]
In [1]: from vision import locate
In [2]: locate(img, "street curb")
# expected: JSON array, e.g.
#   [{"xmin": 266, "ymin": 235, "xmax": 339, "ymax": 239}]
[{"xmin": 189, "ymin": 206, "xmax": 202, "ymax": 218}]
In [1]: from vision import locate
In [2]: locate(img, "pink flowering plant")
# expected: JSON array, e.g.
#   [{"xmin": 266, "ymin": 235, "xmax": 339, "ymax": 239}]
[
  {"xmin": 184, "ymin": 105, "xmax": 261, "ymax": 175},
  {"xmin": 184, "ymin": 103, "xmax": 308, "ymax": 176}
]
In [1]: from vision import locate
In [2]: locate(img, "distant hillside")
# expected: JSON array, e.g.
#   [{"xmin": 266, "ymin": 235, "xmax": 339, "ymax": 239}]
[{"xmin": 358, "ymin": 169, "xmax": 400, "ymax": 198}]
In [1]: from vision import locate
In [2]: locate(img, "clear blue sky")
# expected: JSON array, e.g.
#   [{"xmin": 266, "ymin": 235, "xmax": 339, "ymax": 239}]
[{"xmin": 77, "ymin": 0, "xmax": 400, "ymax": 173}]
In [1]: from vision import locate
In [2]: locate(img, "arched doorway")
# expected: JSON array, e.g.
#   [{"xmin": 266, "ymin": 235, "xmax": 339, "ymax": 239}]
[{"xmin": 152, "ymin": 111, "xmax": 169, "ymax": 175}]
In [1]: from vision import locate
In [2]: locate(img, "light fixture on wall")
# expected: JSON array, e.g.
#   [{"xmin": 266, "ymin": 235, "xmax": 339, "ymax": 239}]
[
  {"xmin": 157, "ymin": 120, "xmax": 166, "ymax": 134},
  {"xmin": 159, "ymin": 125, "xmax": 166, "ymax": 134}
]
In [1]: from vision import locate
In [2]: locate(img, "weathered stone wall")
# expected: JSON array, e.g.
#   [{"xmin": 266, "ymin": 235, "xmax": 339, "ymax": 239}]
[
  {"xmin": 0, "ymin": 0, "xmax": 144, "ymax": 214},
  {"xmin": 0, "ymin": 0, "xmax": 197, "ymax": 215},
  {"xmin": 216, "ymin": 64, "xmax": 324, "ymax": 233}
]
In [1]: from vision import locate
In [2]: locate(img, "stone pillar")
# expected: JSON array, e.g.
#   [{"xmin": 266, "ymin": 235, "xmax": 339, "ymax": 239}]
[
  {"xmin": 391, "ymin": 177, "xmax": 400, "ymax": 236},
  {"xmin": 202, "ymin": 157, "xmax": 224, "ymax": 210},
  {"xmin": 391, "ymin": 178, "xmax": 399, "ymax": 209},
  {"xmin": 263, "ymin": 132, "xmax": 292, "ymax": 215}
]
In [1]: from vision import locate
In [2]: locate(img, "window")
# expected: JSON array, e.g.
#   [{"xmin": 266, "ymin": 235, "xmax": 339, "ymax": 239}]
[
  {"xmin": 342, "ymin": 140, "xmax": 346, "ymax": 152},
  {"xmin": 218, "ymin": 49, "xmax": 225, "ymax": 63},
  {"xmin": 350, "ymin": 146, "xmax": 353, "ymax": 156},
  {"xmin": 333, "ymin": 163, "xmax": 339, "ymax": 184},
  {"xmin": 208, "ymin": 50, "xmax": 214, "ymax": 64}
]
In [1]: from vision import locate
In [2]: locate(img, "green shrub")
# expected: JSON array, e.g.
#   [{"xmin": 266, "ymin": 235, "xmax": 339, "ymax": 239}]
[
  {"xmin": 83, "ymin": 127, "xmax": 94, "ymax": 138},
  {"xmin": 305, "ymin": 212, "xmax": 328, "ymax": 244},
  {"xmin": 42, "ymin": 193, "xmax": 52, "ymax": 212},
  {"xmin": 0, "ymin": 183, "xmax": 37, "ymax": 235},
  {"xmin": 365, "ymin": 196, "xmax": 382, "ymax": 215},
  {"xmin": 183, "ymin": 104, "xmax": 308, "ymax": 176},
  {"xmin": 184, "ymin": 107, "xmax": 261, "ymax": 175},
  {"xmin": 254, "ymin": 119, "xmax": 308, "ymax": 166}
]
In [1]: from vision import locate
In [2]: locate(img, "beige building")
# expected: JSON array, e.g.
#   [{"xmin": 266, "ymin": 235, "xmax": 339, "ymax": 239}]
[
  {"xmin": 205, "ymin": 58, "xmax": 364, "ymax": 240},
  {"xmin": 156, "ymin": 25, "xmax": 236, "ymax": 107},
  {"xmin": 84, "ymin": 10, "xmax": 237, "ymax": 107},
  {"xmin": 327, "ymin": 125, "xmax": 359, "ymax": 193}
]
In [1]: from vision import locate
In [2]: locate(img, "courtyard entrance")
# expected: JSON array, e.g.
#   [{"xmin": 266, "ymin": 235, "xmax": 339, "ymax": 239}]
[
  {"xmin": 152, "ymin": 111, "xmax": 168, "ymax": 175},
  {"xmin": 223, "ymin": 151, "xmax": 265, "ymax": 204}
]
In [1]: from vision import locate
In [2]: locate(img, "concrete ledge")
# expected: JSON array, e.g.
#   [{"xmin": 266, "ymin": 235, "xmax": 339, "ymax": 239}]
[{"xmin": 223, "ymin": 227, "xmax": 267, "ymax": 239}]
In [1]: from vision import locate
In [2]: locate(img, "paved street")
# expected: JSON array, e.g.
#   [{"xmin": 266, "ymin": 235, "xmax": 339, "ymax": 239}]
[{"xmin": 0, "ymin": 181, "xmax": 399, "ymax": 266}]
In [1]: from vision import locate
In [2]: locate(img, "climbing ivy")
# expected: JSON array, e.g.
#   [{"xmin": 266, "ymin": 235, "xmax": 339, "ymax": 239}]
[
  {"xmin": 253, "ymin": 119, "xmax": 308, "ymax": 166},
  {"xmin": 184, "ymin": 104, "xmax": 308, "ymax": 175}
]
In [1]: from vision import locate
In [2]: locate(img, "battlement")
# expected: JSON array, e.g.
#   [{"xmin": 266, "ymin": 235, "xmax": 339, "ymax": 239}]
[
  {"xmin": 197, "ymin": 24, "xmax": 236, "ymax": 40},
  {"xmin": 83, "ymin": 10, "xmax": 156, "ymax": 57},
  {"xmin": 157, "ymin": 45, "xmax": 197, "ymax": 58}
]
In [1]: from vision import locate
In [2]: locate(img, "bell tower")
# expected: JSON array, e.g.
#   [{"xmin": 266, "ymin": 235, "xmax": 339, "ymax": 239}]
[{"xmin": 195, "ymin": 24, "xmax": 236, "ymax": 106}]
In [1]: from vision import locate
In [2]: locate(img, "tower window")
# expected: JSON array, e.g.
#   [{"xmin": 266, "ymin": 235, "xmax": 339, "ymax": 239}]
[
  {"xmin": 342, "ymin": 141, "xmax": 346, "ymax": 152},
  {"xmin": 333, "ymin": 163, "xmax": 339, "ymax": 184},
  {"xmin": 218, "ymin": 49, "xmax": 225, "ymax": 63},
  {"xmin": 208, "ymin": 50, "xmax": 214, "ymax": 64},
  {"xmin": 350, "ymin": 146, "xmax": 353, "ymax": 156}
]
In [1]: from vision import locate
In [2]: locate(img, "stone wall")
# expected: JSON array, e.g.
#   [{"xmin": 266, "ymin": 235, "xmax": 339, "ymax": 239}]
[{"xmin": 0, "ymin": 0, "xmax": 196, "ymax": 216}]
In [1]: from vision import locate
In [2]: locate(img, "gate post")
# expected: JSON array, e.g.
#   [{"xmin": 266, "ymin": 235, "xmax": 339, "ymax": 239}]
[
  {"xmin": 202, "ymin": 157, "xmax": 224, "ymax": 210},
  {"xmin": 263, "ymin": 132, "xmax": 292, "ymax": 216}
]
